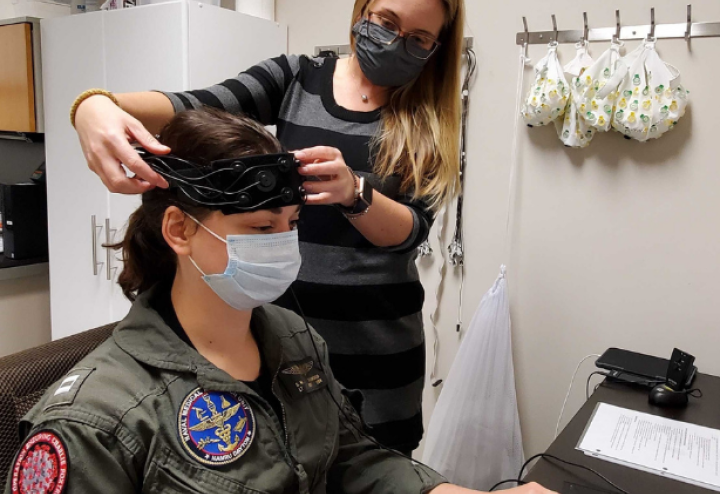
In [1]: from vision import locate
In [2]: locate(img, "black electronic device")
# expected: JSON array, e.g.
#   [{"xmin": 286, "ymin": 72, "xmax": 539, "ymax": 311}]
[
  {"xmin": 138, "ymin": 149, "xmax": 305, "ymax": 214},
  {"xmin": 596, "ymin": 348, "xmax": 696, "ymax": 389},
  {"xmin": 337, "ymin": 175, "xmax": 374, "ymax": 216},
  {"xmin": 0, "ymin": 182, "xmax": 49, "ymax": 260},
  {"xmin": 666, "ymin": 348, "xmax": 695, "ymax": 391},
  {"xmin": 356, "ymin": 176, "xmax": 373, "ymax": 208},
  {"xmin": 649, "ymin": 384, "xmax": 689, "ymax": 408}
]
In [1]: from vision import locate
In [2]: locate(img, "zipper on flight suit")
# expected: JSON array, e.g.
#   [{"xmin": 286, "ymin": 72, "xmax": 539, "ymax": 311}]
[
  {"xmin": 244, "ymin": 363, "xmax": 299, "ymax": 470},
  {"xmin": 271, "ymin": 365, "xmax": 309, "ymax": 493},
  {"xmin": 271, "ymin": 377, "xmax": 290, "ymax": 450}
]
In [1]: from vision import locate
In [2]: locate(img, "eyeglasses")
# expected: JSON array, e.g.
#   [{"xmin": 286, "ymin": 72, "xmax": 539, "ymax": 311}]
[{"xmin": 364, "ymin": 12, "xmax": 441, "ymax": 60}]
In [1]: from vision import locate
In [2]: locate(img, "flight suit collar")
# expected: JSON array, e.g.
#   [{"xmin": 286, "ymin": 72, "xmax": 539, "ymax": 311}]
[
  {"xmin": 112, "ymin": 288, "xmax": 312, "ymax": 491},
  {"xmin": 113, "ymin": 287, "xmax": 286, "ymax": 393}
]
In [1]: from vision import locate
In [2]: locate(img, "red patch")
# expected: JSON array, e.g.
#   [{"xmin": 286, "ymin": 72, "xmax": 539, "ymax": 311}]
[{"xmin": 11, "ymin": 431, "xmax": 68, "ymax": 494}]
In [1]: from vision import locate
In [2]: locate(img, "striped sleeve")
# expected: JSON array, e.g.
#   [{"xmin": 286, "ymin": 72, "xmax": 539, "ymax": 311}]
[
  {"xmin": 160, "ymin": 54, "xmax": 301, "ymax": 125},
  {"xmin": 384, "ymin": 195, "xmax": 435, "ymax": 254}
]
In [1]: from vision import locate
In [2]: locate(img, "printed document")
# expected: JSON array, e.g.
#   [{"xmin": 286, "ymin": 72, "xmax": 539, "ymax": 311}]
[{"xmin": 577, "ymin": 403, "xmax": 720, "ymax": 491}]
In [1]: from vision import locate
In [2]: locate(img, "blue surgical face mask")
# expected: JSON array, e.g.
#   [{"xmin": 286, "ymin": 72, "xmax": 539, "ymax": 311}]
[
  {"xmin": 186, "ymin": 215, "xmax": 301, "ymax": 311},
  {"xmin": 352, "ymin": 19, "xmax": 431, "ymax": 87}
]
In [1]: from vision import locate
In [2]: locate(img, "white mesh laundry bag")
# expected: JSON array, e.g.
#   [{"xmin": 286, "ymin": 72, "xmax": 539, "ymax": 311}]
[
  {"xmin": 555, "ymin": 41, "xmax": 596, "ymax": 148},
  {"xmin": 422, "ymin": 266, "xmax": 524, "ymax": 490},
  {"xmin": 609, "ymin": 40, "xmax": 689, "ymax": 142},
  {"xmin": 576, "ymin": 40, "xmax": 627, "ymax": 132},
  {"xmin": 522, "ymin": 43, "xmax": 569, "ymax": 127}
]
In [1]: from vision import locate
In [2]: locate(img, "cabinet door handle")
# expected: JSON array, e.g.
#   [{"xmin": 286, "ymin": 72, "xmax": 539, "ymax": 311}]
[
  {"xmin": 105, "ymin": 218, "xmax": 117, "ymax": 281},
  {"xmin": 91, "ymin": 215, "xmax": 103, "ymax": 276}
]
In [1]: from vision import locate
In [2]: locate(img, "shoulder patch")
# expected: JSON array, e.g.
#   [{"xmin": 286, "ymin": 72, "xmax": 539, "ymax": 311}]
[
  {"xmin": 178, "ymin": 388, "xmax": 255, "ymax": 466},
  {"xmin": 11, "ymin": 430, "xmax": 69, "ymax": 494},
  {"xmin": 44, "ymin": 368, "xmax": 95, "ymax": 410}
]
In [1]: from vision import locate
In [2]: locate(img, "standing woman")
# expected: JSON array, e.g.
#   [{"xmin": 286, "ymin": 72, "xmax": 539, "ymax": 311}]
[{"xmin": 72, "ymin": 0, "xmax": 464, "ymax": 454}]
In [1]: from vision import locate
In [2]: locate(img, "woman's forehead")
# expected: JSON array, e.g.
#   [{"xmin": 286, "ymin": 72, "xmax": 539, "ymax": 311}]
[
  {"xmin": 369, "ymin": 0, "xmax": 446, "ymax": 35},
  {"xmin": 226, "ymin": 205, "xmax": 301, "ymax": 219}
]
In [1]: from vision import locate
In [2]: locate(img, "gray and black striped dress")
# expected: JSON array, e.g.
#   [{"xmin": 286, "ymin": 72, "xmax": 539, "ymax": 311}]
[{"xmin": 163, "ymin": 54, "xmax": 434, "ymax": 452}]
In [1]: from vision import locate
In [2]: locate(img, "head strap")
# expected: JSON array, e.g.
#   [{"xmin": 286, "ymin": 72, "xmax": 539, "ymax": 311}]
[{"xmin": 138, "ymin": 149, "xmax": 306, "ymax": 214}]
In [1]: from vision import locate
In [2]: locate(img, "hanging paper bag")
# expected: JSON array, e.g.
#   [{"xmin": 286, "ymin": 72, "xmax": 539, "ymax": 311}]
[
  {"xmin": 576, "ymin": 40, "xmax": 627, "ymax": 132},
  {"xmin": 556, "ymin": 41, "xmax": 596, "ymax": 148},
  {"xmin": 422, "ymin": 266, "xmax": 524, "ymax": 490},
  {"xmin": 522, "ymin": 43, "xmax": 569, "ymax": 127},
  {"xmin": 562, "ymin": 40, "xmax": 594, "ymax": 78},
  {"xmin": 611, "ymin": 40, "xmax": 689, "ymax": 142}
]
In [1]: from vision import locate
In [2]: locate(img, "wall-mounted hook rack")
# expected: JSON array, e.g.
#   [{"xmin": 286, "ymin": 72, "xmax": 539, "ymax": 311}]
[{"xmin": 516, "ymin": 5, "xmax": 720, "ymax": 45}]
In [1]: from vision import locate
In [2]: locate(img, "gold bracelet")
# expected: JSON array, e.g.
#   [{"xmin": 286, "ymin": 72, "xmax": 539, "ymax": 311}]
[{"xmin": 70, "ymin": 89, "xmax": 120, "ymax": 128}]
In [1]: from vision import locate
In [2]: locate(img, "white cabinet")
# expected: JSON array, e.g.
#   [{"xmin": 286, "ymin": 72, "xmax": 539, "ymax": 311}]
[{"xmin": 42, "ymin": 0, "xmax": 287, "ymax": 340}]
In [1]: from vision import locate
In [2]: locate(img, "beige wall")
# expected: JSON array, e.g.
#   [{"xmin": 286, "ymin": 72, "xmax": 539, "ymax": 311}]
[
  {"xmin": 277, "ymin": 0, "xmax": 720, "ymax": 458},
  {"xmin": 0, "ymin": 274, "xmax": 51, "ymax": 357}
]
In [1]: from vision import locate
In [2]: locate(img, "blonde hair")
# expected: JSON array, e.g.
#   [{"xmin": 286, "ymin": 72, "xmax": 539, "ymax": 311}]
[{"xmin": 350, "ymin": 0, "xmax": 465, "ymax": 210}]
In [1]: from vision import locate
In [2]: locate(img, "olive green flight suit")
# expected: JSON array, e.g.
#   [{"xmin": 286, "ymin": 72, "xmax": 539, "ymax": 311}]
[{"xmin": 4, "ymin": 288, "xmax": 446, "ymax": 493}]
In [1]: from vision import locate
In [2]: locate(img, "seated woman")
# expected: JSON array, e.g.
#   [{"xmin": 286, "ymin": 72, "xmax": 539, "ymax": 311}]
[{"xmin": 5, "ymin": 108, "xmax": 553, "ymax": 494}]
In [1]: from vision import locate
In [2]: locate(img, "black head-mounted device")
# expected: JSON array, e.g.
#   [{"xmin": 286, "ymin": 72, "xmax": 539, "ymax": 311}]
[{"xmin": 137, "ymin": 149, "xmax": 306, "ymax": 214}]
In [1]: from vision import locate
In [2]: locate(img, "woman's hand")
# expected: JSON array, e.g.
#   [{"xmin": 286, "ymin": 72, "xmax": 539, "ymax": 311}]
[
  {"xmin": 429, "ymin": 482, "xmax": 559, "ymax": 494},
  {"xmin": 75, "ymin": 95, "xmax": 170, "ymax": 194},
  {"xmin": 293, "ymin": 146, "xmax": 356, "ymax": 207}
]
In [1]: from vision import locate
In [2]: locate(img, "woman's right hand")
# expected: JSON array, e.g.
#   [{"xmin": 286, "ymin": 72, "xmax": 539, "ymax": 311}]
[{"xmin": 74, "ymin": 95, "xmax": 170, "ymax": 194}]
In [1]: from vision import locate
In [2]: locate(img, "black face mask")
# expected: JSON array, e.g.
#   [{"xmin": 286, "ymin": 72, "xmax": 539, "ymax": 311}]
[{"xmin": 351, "ymin": 19, "xmax": 431, "ymax": 87}]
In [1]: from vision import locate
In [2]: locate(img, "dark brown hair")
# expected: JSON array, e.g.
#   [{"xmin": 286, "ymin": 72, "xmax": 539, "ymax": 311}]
[{"xmin": 111, "ymin": 107, "xmax": 282, "ymax": 301}]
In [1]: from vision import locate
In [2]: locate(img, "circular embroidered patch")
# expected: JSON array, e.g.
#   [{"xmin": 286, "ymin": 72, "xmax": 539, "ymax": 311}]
[
  {"xmin": 178, "ymin": 388, "xmax": 255, "ymax": 466},
  {"xmin": 11, "ymin": 430, "xmax": 69, "ymax": 494}
]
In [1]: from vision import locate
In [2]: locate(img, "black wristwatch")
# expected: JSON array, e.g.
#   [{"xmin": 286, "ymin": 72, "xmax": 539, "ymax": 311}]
[{"xmin": 336, "ymin": 174, "xmax": 373, "ymax": 219}]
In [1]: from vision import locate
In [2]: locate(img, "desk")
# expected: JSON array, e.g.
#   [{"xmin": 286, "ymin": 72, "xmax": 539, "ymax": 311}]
[
  {"xmin": 0, "ymin": 253, "xmax": 48, "ymax": 281},
  {"xmin": 524, "ymin": 373, "xmax": 720, "ymax": 493}
]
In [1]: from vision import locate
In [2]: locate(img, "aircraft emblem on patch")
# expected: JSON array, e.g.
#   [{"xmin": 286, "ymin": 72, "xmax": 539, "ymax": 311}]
[{"xmin": 178, "ymin": 388, "xmax": 255, "ymax": 466}]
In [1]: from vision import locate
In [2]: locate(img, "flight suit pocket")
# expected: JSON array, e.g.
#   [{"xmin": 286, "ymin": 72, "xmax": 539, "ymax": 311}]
[{"xmin": 145, "ymin": 448, "xmax": 269, "ymax": 494}]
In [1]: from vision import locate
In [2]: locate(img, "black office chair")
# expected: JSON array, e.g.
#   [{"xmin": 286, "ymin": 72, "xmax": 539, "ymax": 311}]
[{"xmin": 0, "ymin": 323, "xmax": 116, "ymax": 487}]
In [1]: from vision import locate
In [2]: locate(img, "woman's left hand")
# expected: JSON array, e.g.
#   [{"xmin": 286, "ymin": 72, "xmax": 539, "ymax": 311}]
[{"xmin": 294, "ymin": 146, "xmax": 356, "ymax": 207}]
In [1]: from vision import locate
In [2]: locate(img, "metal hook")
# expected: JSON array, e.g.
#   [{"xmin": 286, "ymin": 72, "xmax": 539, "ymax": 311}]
[
  {"xmin": 520, "ymin": 16, "xmax": 531, "ymax": 63},
  {"xmin": 551, "ymin": 14, "xmax": 558, "ymax": 42},
  {"xmin": 614, "ymin": 10, "xmax": 621, "ymax": 42},
  {"xmin": 649, "ymin": 7, "xmax": 656, "ymax": 39},
  {"xmin": 686, "ymin": 4, "xmax": 692, "ymax": 40},
  {"xmin": 582, "ymin": 12, "xmax": 589, "ymax": 43}
]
